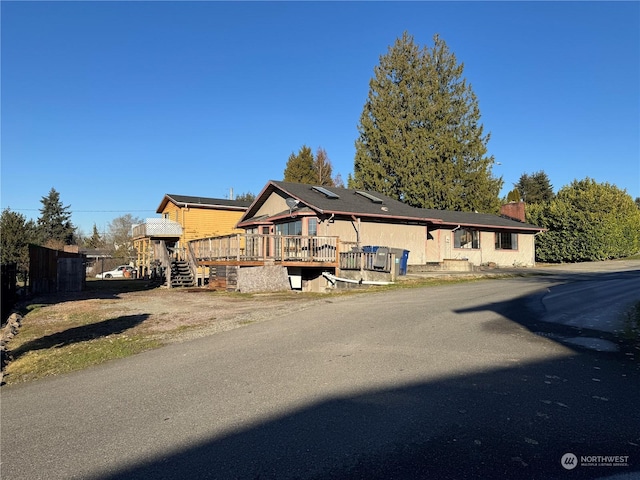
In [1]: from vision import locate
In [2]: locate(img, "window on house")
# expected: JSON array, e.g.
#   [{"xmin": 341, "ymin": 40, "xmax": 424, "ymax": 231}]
[
  {"xmin": 308, "ymin": 218, "xmax": 317, "ymax": 236},
  {"xmin": 163, "ymin": 213, "xmax": 169, "ymax": 219},
  {"xmin": 275, "ymin": 220, "xmax": 302, "ymax": 236},
  {"xmin": 495, "ymin": 232, "xmax": 518, "ymax": 250},
  {"xmin": 454, "ymin": 228, "xmax": 480, "ymax": 249}
]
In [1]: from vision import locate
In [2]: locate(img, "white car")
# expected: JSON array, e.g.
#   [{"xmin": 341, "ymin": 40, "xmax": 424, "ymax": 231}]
[{"xmin": 95, "ymin": 265, "xmax": 136, "ymax": 279}]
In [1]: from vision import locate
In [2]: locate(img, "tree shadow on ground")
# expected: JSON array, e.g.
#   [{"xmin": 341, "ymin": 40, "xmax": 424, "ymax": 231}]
[
  {"xmin": 91, "ymin": 271, "xmax": 640, "ymax": 480},
  {"xmin": 457, "ymin": 269, "xmax": 640, "ymax": 361},
  {"xmin": 14, "ymin": 280, "xmax": 160, "ymax": 315},
  {"xmin": 9, "ymin": 314, "xmax": 149, "ymax": 361},
  {"xmin": 94, "ymin": 352, "xmax": 640, "ymax": 480}
]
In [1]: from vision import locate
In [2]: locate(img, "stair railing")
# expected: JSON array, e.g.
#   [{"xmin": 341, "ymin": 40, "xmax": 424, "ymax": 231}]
[
  {"xmin": 185, "ymin": 243, "xmax": 198, "ymax": 286},
  {"xmin": 158, "ymin": 240, "xmax": 172, "ymax": 287}
]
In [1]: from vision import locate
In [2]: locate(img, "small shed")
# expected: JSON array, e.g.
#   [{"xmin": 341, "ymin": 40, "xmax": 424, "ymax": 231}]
[{"xmin": 29, "ymin": 245, "xmax": 86, "ymax": 294}]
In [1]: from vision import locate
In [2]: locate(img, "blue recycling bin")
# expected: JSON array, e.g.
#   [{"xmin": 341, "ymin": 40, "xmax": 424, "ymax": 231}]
[
  {"xmin": 399, "ymin": 250, "xmax": 410, "ymax": 275},
  {"xmin": 388, "ymin": 248, "xmax": 410, "ymax": 275}
]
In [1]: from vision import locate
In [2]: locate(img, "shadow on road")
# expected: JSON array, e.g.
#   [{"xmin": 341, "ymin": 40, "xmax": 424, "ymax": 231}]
[
  {"xmin": 93, "ymin": 272, "xmax": 640, "ymax": 480},
  {"xmin": 94, "ymin": 355, "xmax": 639, "ymax": 479},
  {"xmin": 458, "ymin": 270, "xmax": 640, "ymax": 359}
]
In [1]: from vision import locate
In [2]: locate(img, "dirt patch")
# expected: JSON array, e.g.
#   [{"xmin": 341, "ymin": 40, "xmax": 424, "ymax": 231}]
[
  {"xmin": 20, "ymin": 286, "xmax": 338, "ymax": 344},
  {"xmin": 116, "ymin": 288, "xmax": 333, "ymax": 340},
  {"xmin": 1, "ymin": 285, "xmax": 345, "ymax": 385}
]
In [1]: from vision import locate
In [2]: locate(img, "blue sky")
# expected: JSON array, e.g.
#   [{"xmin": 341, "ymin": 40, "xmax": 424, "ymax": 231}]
[{"xmin": 2, "ymin": 1, "xmax": 639, "ymax": 235}]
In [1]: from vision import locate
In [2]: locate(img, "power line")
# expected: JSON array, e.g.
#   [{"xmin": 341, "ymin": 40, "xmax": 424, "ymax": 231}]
[{"xmin": 3, "ymin": 208, "xmax": 157, "ymax": 213}]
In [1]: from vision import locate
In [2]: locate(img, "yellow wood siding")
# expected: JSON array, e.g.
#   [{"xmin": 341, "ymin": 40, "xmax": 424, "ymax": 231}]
[
  {"xmin": 161, "ymin": 203, "xmax": 181, "ymax": 223},
  {"xmin": 159, "ymin": 203, "xmax": 244, "ymax": 244},
  {"xmin": 181, "ymin": 208, "xmax": 244, "ymax": 241}
]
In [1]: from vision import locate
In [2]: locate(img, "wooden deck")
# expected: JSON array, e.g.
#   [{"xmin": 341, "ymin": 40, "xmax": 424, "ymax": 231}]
[
  {"xmin": 188, "ymin": 234, "xmax": 340, "ymax": 268},
  {"xmin": 188, "ymin": 234, "xmax": 397, "ymax": 274},
  {"xmin": 132, "ymin": 227, "xmax": 397, "ymax": 289}
]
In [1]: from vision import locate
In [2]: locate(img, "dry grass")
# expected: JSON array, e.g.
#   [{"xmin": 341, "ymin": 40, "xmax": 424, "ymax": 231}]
[
  {"xmin": 2, "ymin": 275, "xmax": 487, "ymax": 385},
  {"xmin": 2, "ymin": 283, "xmax": 336, "ymax": 385}
]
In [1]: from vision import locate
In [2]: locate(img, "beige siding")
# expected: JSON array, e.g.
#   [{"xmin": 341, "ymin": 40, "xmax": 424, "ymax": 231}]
[
  {"xmin": 431, "ymin": 227, "xmax": 536, "ymax": 267},
  {"xmin": 320, "ymin": 218, "xmax": 427, "ymax": 264},
  {"xmin": 244, "ymin": 191, "xmax": 538, "ymax": 268},
  {"xmin": 426, "ymin": 228, "xmax": 441, "ymax": 263},
  {"xmin": 255, "ymin": 193, "xmax": 289, "ymax": 218}
]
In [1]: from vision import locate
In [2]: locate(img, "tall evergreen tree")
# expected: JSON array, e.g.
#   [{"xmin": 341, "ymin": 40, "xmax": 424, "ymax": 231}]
[
  {"xmin": 505, "ymin": 188, "xmax": 521, "ymax": 203},
  {"xmin": 0, "ymin": 208, "xmax": 37, "ymax": 271},
  {"xmin": 351, "ymin": 32, "xmax": 502, "ymax": 213},
  {"xmin": 314, "ymin": 147, "xmax": 335, "ymax": 186},
  {"xmin": 37, "ymin": 188, "xmax": 75, "ymax": 247},
  {"xmin": 515, "ymin": 170, "xmax": 554, "ymax": 203},
  {"xmin": 284, "ymin": 146, "xmax": 339, "ymax": 186},
  {"xmin": 283, "ymin": 146, "xmax": 316, "ymax": 184},
  {"xmin": 85, "ymin": 223, "xmax": 105, "ymax": 249}
]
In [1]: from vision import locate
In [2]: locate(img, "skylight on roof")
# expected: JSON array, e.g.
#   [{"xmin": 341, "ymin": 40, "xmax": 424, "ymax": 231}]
[
  {"xmin": 312, "ymin": 186, "xmax": 339, "ymax": 199},
  {"xmin": 355, "ymin": 190, "xmax": 383, "ymax": 204}
]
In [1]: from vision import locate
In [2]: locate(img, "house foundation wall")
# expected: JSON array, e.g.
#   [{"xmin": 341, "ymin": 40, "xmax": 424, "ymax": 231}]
[{"xmin": 236, "ymin": 265, "xmax": 291, "ymax": 293}]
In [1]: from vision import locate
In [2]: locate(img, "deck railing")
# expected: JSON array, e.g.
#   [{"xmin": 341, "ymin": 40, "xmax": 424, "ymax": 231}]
[
  {"xmin": 338, "ymin": 251, "xmax": 394, "ymax": 273},
  {"xmin": 189, "ymin": 234, "xmax": 339, "ymax": 263},
  {"xmin": 132, "ymin": 218, "xmax": 182, "ymax": 239}
]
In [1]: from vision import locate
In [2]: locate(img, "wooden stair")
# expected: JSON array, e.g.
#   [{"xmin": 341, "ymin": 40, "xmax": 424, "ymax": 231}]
[{"xmin": 170, "ymin": 260, "xmax": 195, "ymax": 287}]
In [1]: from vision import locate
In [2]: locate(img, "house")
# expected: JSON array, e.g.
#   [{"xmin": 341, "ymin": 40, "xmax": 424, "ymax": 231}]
[
  {"xmin": 155, "ymin": 194, "xmax": 251, "ymax": 241},
  {"xmin": 79, "ymin": 248, "xmax": 111, "ymax": 277},
  {"xmin": 132, "ymin": 194, "xmax": 251, "ymax": 285},
  {"xmin": 418, "ymin": 203, "xmax": 541, "ymax": 270},
  {"xmin": 135, "ymin": 182, "xmax": 544, "ymax": 292},
  {"xmin": 239, "ymin": 180, "xmax": 541, "ymax": 269}
]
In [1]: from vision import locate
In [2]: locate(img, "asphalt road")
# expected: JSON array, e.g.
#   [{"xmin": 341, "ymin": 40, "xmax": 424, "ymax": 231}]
[{"xmin": 2, "ymin": 261, "xmax": 639, "ymax": 480}]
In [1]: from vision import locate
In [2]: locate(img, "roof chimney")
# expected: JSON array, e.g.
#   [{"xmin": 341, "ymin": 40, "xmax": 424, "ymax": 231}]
[{"xmin": 500, "ymin": 202, "xmax": 526, "ymax": 222}]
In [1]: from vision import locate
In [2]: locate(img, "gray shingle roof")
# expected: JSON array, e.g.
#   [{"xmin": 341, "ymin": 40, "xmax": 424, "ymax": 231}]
[
  {"xmin": 240, "ymin": 181, "xmax": 542, "ymax": 231},
  {"xmin": 157, "ymin": 194, "xmax": 252, "ymax": 213},
  {"xmin": 418, "ymin": 207, "xmax": 542, "ymax": 230},
  {"xmin": 269, "ymin": 181, "xmax": 432, "ymax": 220}
]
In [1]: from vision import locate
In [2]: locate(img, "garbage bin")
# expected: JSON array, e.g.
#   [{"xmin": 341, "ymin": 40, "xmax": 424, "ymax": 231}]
[
  {"xmin": 388, "ymin": 248, "xmax": 410, "ymax": 275},
  {"xmin": 399, "ymin": 249, "xmax": 409, "ymax": 275},
  {"xmin": 363, "ymin": 246, "xmax": 395, "ymax": 271}
]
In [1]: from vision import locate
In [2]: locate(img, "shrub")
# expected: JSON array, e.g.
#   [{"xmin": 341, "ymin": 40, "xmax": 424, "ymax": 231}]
[{"xmin": 527, "ymin": 178, "xmax": 640, "ymax": 263}]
